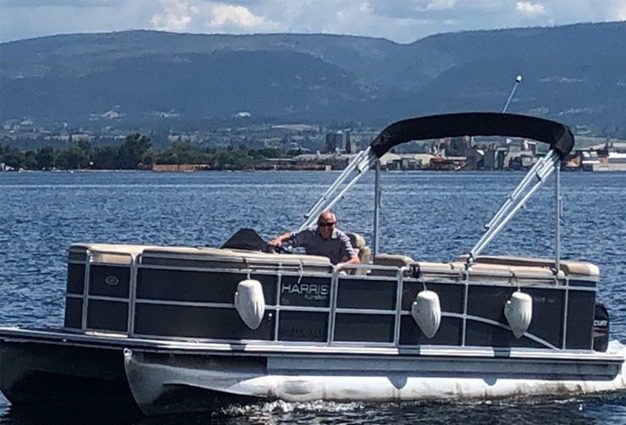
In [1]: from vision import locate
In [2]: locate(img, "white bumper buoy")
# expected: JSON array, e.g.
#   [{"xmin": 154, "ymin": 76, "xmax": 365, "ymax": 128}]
[
  {"xmin": 411, "ymin": 290, "xmax": 441, "ymax": 339},
  {"xmin": 234, "ymin": 279, "xmax": 265, "ymax": 330},
  {"xmin": 504, "ymin": 291, "xmax": 533, "ymax": 338}
]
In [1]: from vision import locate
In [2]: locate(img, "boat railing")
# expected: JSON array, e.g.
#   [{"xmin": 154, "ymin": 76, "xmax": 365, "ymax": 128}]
[
  {"xmin": 337, "ymin": 264, "xmax": 574, "ymax": 289},
  {"xmin": 65, "ymin": 246, "xmax": 596, "ymax": 351}
]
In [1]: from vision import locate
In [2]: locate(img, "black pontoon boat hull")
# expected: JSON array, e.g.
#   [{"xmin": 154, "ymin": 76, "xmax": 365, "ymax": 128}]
[{"xmin": 1, "ymin": 328, "xmax": 625, "ymax": 415}]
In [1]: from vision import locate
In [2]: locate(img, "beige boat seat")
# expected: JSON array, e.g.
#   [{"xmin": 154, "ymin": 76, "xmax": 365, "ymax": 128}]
[
  {"xmin": 347, "ymin": 233, "xmax": 372, "ymax": 275},
  {"xmin": 371, "ymin": 253, "xmax": 415, "ymax": 276},
  {"xmin": 413, "ymin": 261, "xmax": 456, "ymax": 276},
  {"xmin": 455, "ymin": 255, "xmax": 599, "ymax": 283},
  {"xmin": 450, "ymin": 261, "xmax": 555, "ymax": 283},
  {"xmin": 70, "ymin": 243, "xmax": 332, "ymax": 273}
]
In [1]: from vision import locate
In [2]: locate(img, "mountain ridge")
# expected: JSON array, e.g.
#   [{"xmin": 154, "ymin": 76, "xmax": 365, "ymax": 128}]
[{"xmin": 1, "ymin": 21, "xmax": 625, "ymax": 136}]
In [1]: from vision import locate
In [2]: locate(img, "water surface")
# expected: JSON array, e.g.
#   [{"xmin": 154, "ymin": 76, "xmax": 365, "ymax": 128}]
[{"xmin": 0, "ymin": 170, "xmax": 625, "ymax": 424}]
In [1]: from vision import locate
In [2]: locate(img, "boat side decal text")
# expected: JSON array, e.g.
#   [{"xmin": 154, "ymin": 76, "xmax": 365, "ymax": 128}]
[{"xmin": 281, "ymin": 282, "xmax": 329, "ymax": 301}]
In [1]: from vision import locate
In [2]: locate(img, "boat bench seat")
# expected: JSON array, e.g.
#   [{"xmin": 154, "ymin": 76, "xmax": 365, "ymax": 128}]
[
  {"xmin": 371, "ymin": 253, "xmax": 414, "ymax": 276},
  {"xmin": 70, "ymin": 243, "xmax": 332, "ymax": 272},
  {"xmin": 559, "ymin": 261, "xmax": 599, "ymax": 278},
  {"xmin": 70, "ymin": 243, "xmax": 147, "ymax": 264},
  {"xmin": 458, "ymin": 255, "xmax": 599, "ymax": 280},
  {"xmin": 370, "ymin": 253, "xmax": 446, "ymax": 276},
  {"xmin": 347, "ymin": 233, "xmax": 372, "ymax": 276},
  {"xmin": 413, "ymin": 261, "xmax": 456, "ymax": 274},
  {"xmin": 451, "ymin": 262, "xmax": 557, "ymax": 284},
  {"xmin": 372, "ymin": 254, "xmax": 459, "ymax": 277},
  {"xmin": 370, "ymin": 252, "xmax": 582, "ymax": 285}
]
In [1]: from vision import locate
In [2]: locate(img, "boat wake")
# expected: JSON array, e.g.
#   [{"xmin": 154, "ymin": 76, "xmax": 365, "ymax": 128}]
[{"xmin": 220, "ymin": 399, "xmax": 367, "ymax": 416}]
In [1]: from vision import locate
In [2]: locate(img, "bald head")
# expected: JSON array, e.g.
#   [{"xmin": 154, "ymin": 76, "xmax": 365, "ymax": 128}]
[
  {"xmin": 316, "ymin": 210, "xmax": 337, "ymax": 239},
  {"xmin": 318, "ymin": 210, "xmax": 336, "ymax": 225}
]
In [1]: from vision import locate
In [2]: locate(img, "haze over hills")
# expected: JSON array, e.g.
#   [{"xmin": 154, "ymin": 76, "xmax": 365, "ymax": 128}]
[{"xmin": 1, "ymin": 21, "xmax": 625, "ymax": 136}]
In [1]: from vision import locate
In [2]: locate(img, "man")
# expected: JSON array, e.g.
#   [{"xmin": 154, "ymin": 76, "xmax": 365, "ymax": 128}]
[{"xmin": 269, "ymin": 210, "xmax": 360, "ymax": 269}]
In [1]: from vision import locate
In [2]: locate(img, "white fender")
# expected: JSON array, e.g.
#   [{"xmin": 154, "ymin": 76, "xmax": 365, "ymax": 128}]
[
  {"xmin": 411, "ymin": 290, "xmax": 441, "ymax": 339},
  {"xmin": 504, "ymin": 291, "xmax": 533, "ymax": 338},
  {"xmin": 234, "ymin": 279, "xmax": 265, "ymax": 330}
]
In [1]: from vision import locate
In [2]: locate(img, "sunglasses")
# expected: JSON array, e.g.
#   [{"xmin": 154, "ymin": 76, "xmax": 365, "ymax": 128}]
[{"xmin": 319, "ymin": 221, "xmax": 336, "ymax": 227}]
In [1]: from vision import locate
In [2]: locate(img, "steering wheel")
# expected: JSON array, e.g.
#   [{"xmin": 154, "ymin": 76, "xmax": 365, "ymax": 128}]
[{"xmin": 266, "ymin": 244, "xmax": 292, "ymax": 254}]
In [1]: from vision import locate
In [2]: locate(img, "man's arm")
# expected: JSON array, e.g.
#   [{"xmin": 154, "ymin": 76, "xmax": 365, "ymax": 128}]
[
  {"xmin": 336, "ymin": 232, "xmax": 360, "ymax": 269},
  {"xmin": 269, "ymin": 231, "xmax": 293, "ymax": 247},
  {"xmin": 337, "ymin": 254, "xmax": 360, "ymax": 269}
]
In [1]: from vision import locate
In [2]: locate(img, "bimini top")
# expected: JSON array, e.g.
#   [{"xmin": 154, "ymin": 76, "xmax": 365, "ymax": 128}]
[
  {"xmin": 369, "ymin": 112, "xmax": 575, "ymax": 159},
  {"xmin": 299, "ymin": 112, "xmax": 574, "ymax": 234}
]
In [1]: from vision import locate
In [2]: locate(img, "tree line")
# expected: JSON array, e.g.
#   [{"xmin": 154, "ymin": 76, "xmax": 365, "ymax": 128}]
[{"xmin": 0, "ymin": 134, "xmax": 289, "ymax": 171}]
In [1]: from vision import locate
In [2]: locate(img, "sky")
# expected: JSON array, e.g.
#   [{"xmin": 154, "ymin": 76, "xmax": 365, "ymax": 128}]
[{"xmin": 1, "ymin": 0, "xmax": 625, "ymax": 43}]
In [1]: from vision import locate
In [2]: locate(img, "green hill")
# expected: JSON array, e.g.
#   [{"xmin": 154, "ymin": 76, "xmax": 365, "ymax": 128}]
[{"xmin": 1, "ymin": 22, "xmax": 625, "ymax": 136}]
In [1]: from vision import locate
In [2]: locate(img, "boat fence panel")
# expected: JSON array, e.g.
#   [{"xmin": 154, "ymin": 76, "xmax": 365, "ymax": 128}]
[
  {"xmin": 133, "ymin": 303, "xmax": 276, "ymax": 340},
  {"xmin": 336, "ymin": 278, "xmax": 397, "ymax": 310},
  {"xmin": 64, "ymin": 261, "xmax": 85, "ymax": 329},
  {"xmin": 565, "ymin": 290, "xmax": 596, "ymax": 349},
  {"xmin": 399, "ymin": 280, "xmax": 465, "ymax": 346},
  {"xmin": 464, "ymin": 285, "xmax": 565, "ymax": 349},
  {"xmin": 278, "ymin": 311, "xmax": 329, "ymax": 342},
  {"xmin": 279, "ymin": 275, "xmax": 331, "ymax": 308},
  {"xmin": 62, "ymin": 245, "xmax": 597, "ymax": 351},
  {"xmin": 135, "ymin": 269, "xmax": 278, "ymax": 305},
  {"xmin": 86, "ymin": 300, "xmax": 129, "ymax": 332},
  {"xmin": 334, "ymin": 313, "xmax": 395, "ymax": 343},
  {"xmin": 332, "ymin": 276, "xmax": 399, "ymax": 344},
  {"xmin": 64, "ymin": 248, "xmax": 134, "ymax": 333},
  {"xmin": 88, "ymin": 265, "xmax": 131, "ymax": 299}
]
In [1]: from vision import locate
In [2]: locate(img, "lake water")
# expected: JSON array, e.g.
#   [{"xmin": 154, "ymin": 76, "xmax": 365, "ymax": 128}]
[{"xmin": 0, "ymin": 170, "xmax": 625, "ymax": 424}]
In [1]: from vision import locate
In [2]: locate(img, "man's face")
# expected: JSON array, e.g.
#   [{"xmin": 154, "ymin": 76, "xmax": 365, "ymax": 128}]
[{"xmin": 317, "ymin": 214, "xmax": 336, "ymax": 240}]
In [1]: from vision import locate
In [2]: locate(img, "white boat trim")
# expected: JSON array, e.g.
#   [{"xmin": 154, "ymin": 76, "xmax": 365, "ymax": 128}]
[{"xmin": 1, "ymin": 327, "xmax": 624, "ymax": 363}]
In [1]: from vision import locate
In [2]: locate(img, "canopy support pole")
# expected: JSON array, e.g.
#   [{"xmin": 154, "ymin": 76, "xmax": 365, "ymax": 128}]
[
  {"xmin": 485, "ymin": 150, "xmax": 557, "ymax": 229},
  {"xmin": 299, "ymin": 148, "xmax": 376, "ymax": 231},
  {"xmin": 373, "ymin": 160, "xmax": 381, "ymax": 257},
  {"xmin": 555, "ymin": 160, "xmax": 561, "ymax": 274},
  {"xmin": 467, "ymin": 150, "xmax": 561, "ymax": 267}
]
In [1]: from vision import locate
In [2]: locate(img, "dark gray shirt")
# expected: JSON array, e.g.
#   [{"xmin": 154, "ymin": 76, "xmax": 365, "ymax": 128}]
[{"xmin": 289, "ymin": 228, "xmax": 355, "ymax": 265}]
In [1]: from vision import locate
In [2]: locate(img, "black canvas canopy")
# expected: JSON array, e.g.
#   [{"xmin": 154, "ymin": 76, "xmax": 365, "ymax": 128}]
[
  {"xmin": 221, "ymin": 228, "xmax": 267, "ymax": 251},
  {"xmin": 369, "ymin": 112, "xmax": 574, "ymax": 159}
]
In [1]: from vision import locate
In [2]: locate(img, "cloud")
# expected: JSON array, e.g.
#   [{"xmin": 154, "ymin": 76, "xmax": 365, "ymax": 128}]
[
  {"xmin": 515, "ymin": 1, "xmax": 546, "ymax": 16},
  {"xmin": 149, "ymin": 0, "xmax": 278, "ymax": 33},
  {"xmin": 417, "ymin": 0, "xmax": 459, "ymax": 12},
  {"xmin": 206, "ymin": 3, "xmax": 268, "ymax": 30},
  {"xmin": 0, "ymin": 0, "xmax": 119, "ymax": 7},
  {"xmin": 151, "ymin": 0, "xmax": 198, "ymax": 32},
  {"xmin": 601, "ymin": 0, "xmax": 626, "ymax": 20}
]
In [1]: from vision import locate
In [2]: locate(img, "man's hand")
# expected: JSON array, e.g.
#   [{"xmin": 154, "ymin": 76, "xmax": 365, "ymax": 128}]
[
  {"xmin": 269, "ymin": 238, "xmax": 282, "ymax": 247},
  {"xmin": 269, "ymin": 232, "xmax": 292, "ymax": 248}
]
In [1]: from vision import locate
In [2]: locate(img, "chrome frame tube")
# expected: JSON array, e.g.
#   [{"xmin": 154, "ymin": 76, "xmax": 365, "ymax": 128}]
[
  {"xmin": 81, "ymin": 251, "xmax": 91, "ymax": 331},
  {"xmin": 393, "ymin": 266, "xmax": 408, "ymax": 346},
  {"xmin": 374, "ymin": 159, "xmax": 381, "ymax": 257},
  {"xmin": 299, "ymin": 149, "xmax": 376, "ymax": 230},
  {"xmin": 300, "ymin": 167, "xmax": 370, "ymax": 230},
  {"xmin": 468, "ymin": 152, "xmax": 560, "ymax": 265},
  {"xmin": 555, "ymin": 160, "xmax": 561, "ymax": 273},
  {"xmin": 128, "ymin": 253, "xmax": 139, "ymax": 336},
  {"xmin": 461, "ymin": 276, "xmax": 469, "ymax": 346},
  {"xmin": 274, "ymin": 272, "xmax": 282, "ymax": 342},
  {"xmin": 328, "ymin": 269, "xmax": 339, "ymax": 345},
  {"xmin": 302, "ymin": 148, "xmax": 371, "ymax": 220},
  {"xmin": 485, "ymin": 150, "xmax": 557, "ymax": 229}
]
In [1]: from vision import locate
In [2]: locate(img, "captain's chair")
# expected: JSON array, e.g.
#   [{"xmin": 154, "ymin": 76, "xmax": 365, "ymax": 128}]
[{"xmin": 347, "ymin": 233, "xmax": 371, "ymax": 275}]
